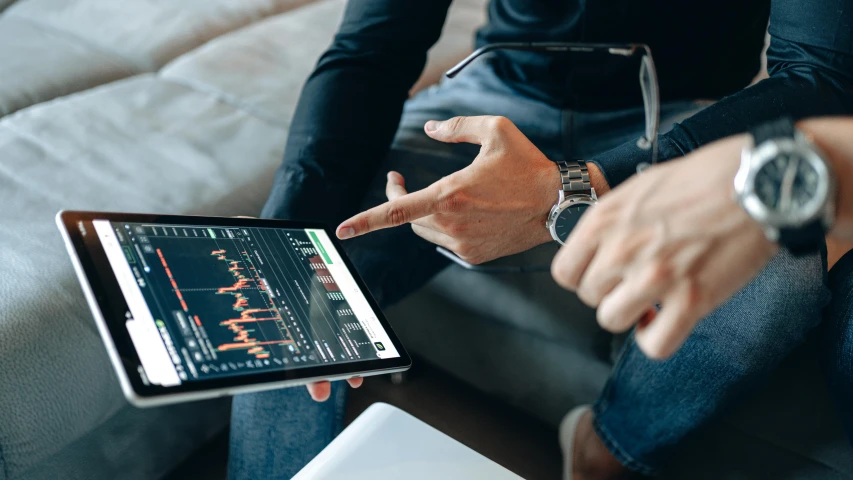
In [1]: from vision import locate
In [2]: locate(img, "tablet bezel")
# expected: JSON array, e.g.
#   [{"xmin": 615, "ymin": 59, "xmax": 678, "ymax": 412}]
[{"xmin": 57, "ymin": 210, "xmax": 411, "ymax": 407}]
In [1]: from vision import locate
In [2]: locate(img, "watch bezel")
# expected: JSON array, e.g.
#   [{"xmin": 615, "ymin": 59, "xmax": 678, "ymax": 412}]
[
  {"xmin": 547, "ymin": 194, "xmax": 598, "ymax": 244},
  {"xmin": 735, "ymin": 133, "xmax": 835, "ymax": 234}
]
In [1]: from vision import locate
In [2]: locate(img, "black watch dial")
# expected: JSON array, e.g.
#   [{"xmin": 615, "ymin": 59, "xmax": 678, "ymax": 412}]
[
  {"xmin": 554, "ymin": 203, "xmax": 592, "ymax": 242},
  {"xmin": 754, "ymin": 152, "xmax": 819, "ymax": 214}
]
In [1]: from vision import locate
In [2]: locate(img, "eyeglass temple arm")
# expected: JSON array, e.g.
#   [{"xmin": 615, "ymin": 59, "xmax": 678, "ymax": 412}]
[
  {"xmin": 445, "ymin": 42, "xmax": 661, "ymax": 165},
  {"xmin": 445, "ymin": 42, "xmax": 646, "ymax": 78}
]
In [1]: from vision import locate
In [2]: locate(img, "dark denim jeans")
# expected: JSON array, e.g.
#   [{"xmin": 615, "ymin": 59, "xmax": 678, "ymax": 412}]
[
  {"xmin": 823, "ymin": 249, "xmax": 853, "ymax": 446},
  {"xmin": 229, "ymin": 59, "xmax": 846, "ymax": 478}
]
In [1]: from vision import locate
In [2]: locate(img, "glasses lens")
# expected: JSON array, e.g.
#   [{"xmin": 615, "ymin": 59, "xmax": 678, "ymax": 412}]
[{"xmin": 639, "ymin": 55, "xmax": 660, "ymax": 167}]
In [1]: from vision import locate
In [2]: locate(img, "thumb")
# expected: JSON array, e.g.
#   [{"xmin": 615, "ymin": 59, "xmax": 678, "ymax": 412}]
[{"xmin": 425, "ymin": 115, "xmax": 511, "ymax": 145}]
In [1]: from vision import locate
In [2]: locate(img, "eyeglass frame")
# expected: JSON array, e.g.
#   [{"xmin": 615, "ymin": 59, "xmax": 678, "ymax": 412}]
[{"xmin": 436, "ymin": 42, "xmax": 661, "ymax": 274}]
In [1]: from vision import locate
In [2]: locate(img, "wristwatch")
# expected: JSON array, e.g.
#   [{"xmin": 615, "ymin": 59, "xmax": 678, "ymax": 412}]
[
  {"xmin": 734, "ymin": 117, "xmax": 836, "ymax": 256},
  {"xmin": 545, "ymin": 160, "xmax": 598, "ymax": 244}
]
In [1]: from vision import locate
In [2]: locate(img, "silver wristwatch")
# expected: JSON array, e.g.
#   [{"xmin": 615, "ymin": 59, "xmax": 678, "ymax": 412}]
[
  {"xmin": 734, "ymin": 117, "xmax": 836, "ymax": 256},
  {"xmin": 545, "ymin": 160, "xmax": 598, "ymax": 244}
]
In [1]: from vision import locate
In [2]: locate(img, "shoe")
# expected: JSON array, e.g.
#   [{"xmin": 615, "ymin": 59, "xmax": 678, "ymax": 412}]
[{"xmin": 559, "ymin": 405, "xmax": 592, "ymax": 480}]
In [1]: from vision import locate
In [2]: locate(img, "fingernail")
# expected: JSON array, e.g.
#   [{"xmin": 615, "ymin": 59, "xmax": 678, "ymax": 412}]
[
  {"xmin": 424, "ymin": 120, "xmax": 441, "ymax": 132},
  {"xmin": 337, "ymin": 226, "xmax": 355, "ymax": 239}
]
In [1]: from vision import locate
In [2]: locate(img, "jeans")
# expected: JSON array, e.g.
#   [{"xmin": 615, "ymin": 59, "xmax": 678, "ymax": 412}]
[
  {"xmin": 823, "ymin": 249, "xmax": 853, "ymax": 445},
  {"xmin": 229, "ymin": 58, "xmax": 835, "ymax": 477},
  {"xmin": 228, "ymin": 381, "xmax": 347, "ymax": 479}
]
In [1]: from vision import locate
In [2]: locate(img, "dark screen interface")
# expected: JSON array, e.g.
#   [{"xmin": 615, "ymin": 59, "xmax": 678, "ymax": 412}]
[{"xmin": 92, "ymin": 220, "xmax": 398, "ymax": 387}]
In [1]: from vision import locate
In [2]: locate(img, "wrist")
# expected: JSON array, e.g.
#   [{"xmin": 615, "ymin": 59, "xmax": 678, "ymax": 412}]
[
  {"xmin": 586, "ymin": 162, "xmax": 611, "ymax": 196},
  {"xmin": 535, "ymin": 160, "xmax": 562, "ymax": 242},
  {"xmin": 798, "ymin": 119, "xmax": 853, "ymax": 240}
]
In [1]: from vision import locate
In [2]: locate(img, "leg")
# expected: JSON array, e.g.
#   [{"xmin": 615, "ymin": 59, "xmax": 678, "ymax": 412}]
[
  {"xmin": 227, "ymin": 381, "xmax": 347, "ymax": 480},
  {"xmin": 591, "ymin": 250, "xmax": 830, "ymax": 475},
  {"xmin": 230, "ymin": 59, "xmax": 563, "ymax": 475},
  {"xmin": 821, "ymin": 248, "xmax": 853, "ymax": 445}
]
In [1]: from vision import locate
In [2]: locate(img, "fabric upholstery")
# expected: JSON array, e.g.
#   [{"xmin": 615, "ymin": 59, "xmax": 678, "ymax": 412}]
[
  {"xmin": 0, "ymin": 1, "xmax": 488, "ymax": 478},
  {"xmin": 0, "ymin": 0, "xmax": 311, "ymax": 116},
  {"xmin": 0, "ymin": 0, "xmax": 847, "ymax": 478},
  {"xmin": 0, "ymin": 75, "xmax": 288, "ymax": 479},
  {"xmin": 0, "ymin": 17, "xmax": 135, "ymax": 116},
  {"xmin": 161, "ymin": 0, "xmax": 487, "ymax": 127}
]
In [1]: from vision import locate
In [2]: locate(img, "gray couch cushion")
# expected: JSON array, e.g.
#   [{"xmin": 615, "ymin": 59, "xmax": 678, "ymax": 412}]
[
  {"xmin": 0, "ymin": 75, "xmax": 288, "ymax": 478},
  {"xmin": 5, "ymin": 0, "xmax": 312, "ymax": 70},
  {"xmin": 0, "ymin": 18, "xmax": 135, "ymax": 116},
  {"xmin": 161, "ymin": 0, "xmax": 487, "ymax": 127},
  {"xmin": 0, "ymin": 0, "xmax": 312, "ymax": 116},
  {"xmin": 161, "ymin": 0, "xmax": 348, "ymax": 128}
]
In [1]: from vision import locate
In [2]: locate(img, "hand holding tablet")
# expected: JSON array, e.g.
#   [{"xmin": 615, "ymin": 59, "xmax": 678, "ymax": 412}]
[{"xmin": 57, "ymin": 211, "xmax": 410, "ymax": 407}]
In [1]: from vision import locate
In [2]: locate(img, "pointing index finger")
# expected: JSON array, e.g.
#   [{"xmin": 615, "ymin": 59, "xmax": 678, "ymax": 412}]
[{"xmin": 337, "ymin": 184, "xmax": 441, "ymax": 239}]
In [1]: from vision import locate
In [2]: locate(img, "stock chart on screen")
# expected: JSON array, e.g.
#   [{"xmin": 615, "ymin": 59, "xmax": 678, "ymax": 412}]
[{"xmin": 94, "ymin": 220, "xmax": 398, "ymax": 386}]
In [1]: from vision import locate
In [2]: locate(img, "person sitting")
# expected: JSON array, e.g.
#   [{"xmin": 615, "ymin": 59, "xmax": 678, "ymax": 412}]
[
  {"xmin": 228, "ymin": 0, "xmax": 853, "ymax": 479},
  {"xmin": 549, "ymin": 115, "xmax": 853, "ymax": 458}
]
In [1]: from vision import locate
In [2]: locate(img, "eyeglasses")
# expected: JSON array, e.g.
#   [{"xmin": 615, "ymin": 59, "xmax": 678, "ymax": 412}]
[{"xmin": 437, "ymin": 42, "xmax": 660, "ymax": 274}]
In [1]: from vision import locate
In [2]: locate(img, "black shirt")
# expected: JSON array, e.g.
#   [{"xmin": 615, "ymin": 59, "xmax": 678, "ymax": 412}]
[{"xmin": 263, "ymin": 0, "xmax": 853, "ymax": 225}]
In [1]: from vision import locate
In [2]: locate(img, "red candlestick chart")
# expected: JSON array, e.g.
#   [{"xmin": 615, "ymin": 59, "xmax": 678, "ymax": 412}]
[{"xmin": 210, "ymin": 248, "xmax": 299, "ymax": 359}]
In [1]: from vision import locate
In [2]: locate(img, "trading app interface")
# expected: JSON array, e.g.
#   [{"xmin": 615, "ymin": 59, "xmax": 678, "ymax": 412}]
[{"xmin": 91, "ymin": 220, "xmax": 399, "ymax": 387}]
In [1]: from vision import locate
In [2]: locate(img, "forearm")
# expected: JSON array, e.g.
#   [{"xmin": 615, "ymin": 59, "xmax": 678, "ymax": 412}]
[
  {"xmin": 262, "ymin": 0, "xmax": 451, "ymax": 224},
  {"xmin": 798, "ymin": 117, "xmax": 853, "ymax": 240},
  {"xmin": 589, "ymin": 0, "xmax": 853, "ymax": 189}
]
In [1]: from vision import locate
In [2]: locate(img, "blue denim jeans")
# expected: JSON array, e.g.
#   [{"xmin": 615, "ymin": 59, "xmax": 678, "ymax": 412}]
[
  {"xmin": 230, "ymin": 58, "xmax": 838, "ymax": 477},
  {"xmin": 822, "ymin": 250, "xmax": 853, "ymax": 446}
]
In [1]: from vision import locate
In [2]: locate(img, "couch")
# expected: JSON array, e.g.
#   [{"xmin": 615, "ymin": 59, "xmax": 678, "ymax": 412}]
[{"xmin": 0, "ymin": 0, "xmax": 850, "ymax": 478}]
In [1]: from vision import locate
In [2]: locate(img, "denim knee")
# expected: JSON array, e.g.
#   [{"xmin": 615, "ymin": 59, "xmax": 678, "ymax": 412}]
[{"xmin": 693, "ymin": 249, "xmax": 829, "ymax": 374}]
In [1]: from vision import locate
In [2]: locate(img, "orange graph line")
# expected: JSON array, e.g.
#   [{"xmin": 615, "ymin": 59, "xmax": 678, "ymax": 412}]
[
  {"xmin": 218, "ymin": 340, "xmax": 294, "ymax": 351},
  {"xmin": 211, "ymin": 249, "xmax": 298, "ymax": 359},
  {"xmin": 157, "ymin": 249, "xmax": 188, "ymax": 311}
]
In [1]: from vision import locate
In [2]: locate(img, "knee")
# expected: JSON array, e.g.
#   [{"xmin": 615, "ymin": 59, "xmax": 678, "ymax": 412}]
[{"xmin": 693, "ymin": 250, "xmax": 829, "ymax": 369}]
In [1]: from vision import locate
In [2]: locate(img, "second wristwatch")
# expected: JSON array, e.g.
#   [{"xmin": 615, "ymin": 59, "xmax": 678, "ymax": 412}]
[{"xmin": 545, "ymin": 160, "xmax": 598, "ymax": 244}]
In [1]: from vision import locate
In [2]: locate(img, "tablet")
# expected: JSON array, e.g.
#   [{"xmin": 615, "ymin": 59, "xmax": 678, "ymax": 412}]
[{"xmin": 57, "ymin": 211, "xmax": 410, "ymax": 407}]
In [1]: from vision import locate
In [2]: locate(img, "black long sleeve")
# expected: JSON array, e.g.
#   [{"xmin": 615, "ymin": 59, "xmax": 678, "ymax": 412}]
[
  {"xmin": 588, "ymin": 0, "xmax": 853, "ymax": 187},
  {"xmin": 262, "ymin": 0, "xmax": 452, "ymax": 224}
]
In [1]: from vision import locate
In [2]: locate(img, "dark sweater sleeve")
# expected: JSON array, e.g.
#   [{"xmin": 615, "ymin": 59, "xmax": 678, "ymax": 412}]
[
  {"xmin": 587, "ymin": 0, "xmax": 853, "ymax": 188},
  {"xmin": 262, "ymin": 0, "xmax": 452, "ymax": 223}
]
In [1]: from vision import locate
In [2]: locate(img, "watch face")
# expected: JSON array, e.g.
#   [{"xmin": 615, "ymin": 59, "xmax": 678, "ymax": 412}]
[
  {"xmin": 754, "ymin": 152, "xmax": 820, "ymax": 214},
  {"xmin": 553, "ymin": 203, "xmax": 591, "ymax": 243}
]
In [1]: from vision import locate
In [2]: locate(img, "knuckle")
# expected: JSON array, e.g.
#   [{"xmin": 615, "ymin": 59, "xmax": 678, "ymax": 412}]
[
  {"xmin": 444, "ymin": 116, "xmax": 464, "ymax": 133},
  {"xmin": 454, "ymin": 243, "xmax": 475, "ymax": 260},
  {"xmin": 489, "ymin": 116, "xmax": 511, "ymax": 131},
  {"xmin": 682, "ymin": 280, "xmax": 705, "ymax": 310},
  {"xmin": 385, "ymin": 206, "xmax": 409, "ymax": 226},
  {"xmin": 439, "ymin": 188, "xmax": 466, "ymax": 213},
  {"xmin": 648, "ymin": 261, "xmax": 674, "ymax": 287},
  {"xmin": 575, "ymin": 284, "xmax": 598, "ymax": 307},
  {"xmin": 355, "ymin": 216, "xmax": 371, "ymax": 233},
  {"xmin": 444, "ymin": 220, "xmax": 467, "ymax": 237},
  {"xmin": 551, "ymin": 262, "xmax": 571, "ymax": 288}
]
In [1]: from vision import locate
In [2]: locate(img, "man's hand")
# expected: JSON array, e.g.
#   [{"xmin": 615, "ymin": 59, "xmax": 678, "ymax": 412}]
[
  {"xmin": 337, "ymin": 116, "xmax": 607, "ymax": 264},
  {"xmin": 306, "ymin": 378, "xmax": 363, "ymax": 402},
  {"xmin": 551, "ymin": 135, "xmax": 778, "ymax": 359}
]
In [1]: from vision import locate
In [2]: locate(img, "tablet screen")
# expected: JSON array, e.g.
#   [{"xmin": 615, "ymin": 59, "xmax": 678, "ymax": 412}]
[{"xmin": 91, "ymin": 219, "xmax": 400, "ymax": 388}]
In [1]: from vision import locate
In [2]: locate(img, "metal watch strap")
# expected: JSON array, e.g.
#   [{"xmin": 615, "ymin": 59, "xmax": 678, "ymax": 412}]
[
  {"xmin": 557, "ymin": 160, "xmax": 592, "ymax": 196},
  {"xmin": 750, "ymin": 116, "xmax": 796, "ymax": 145}
]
